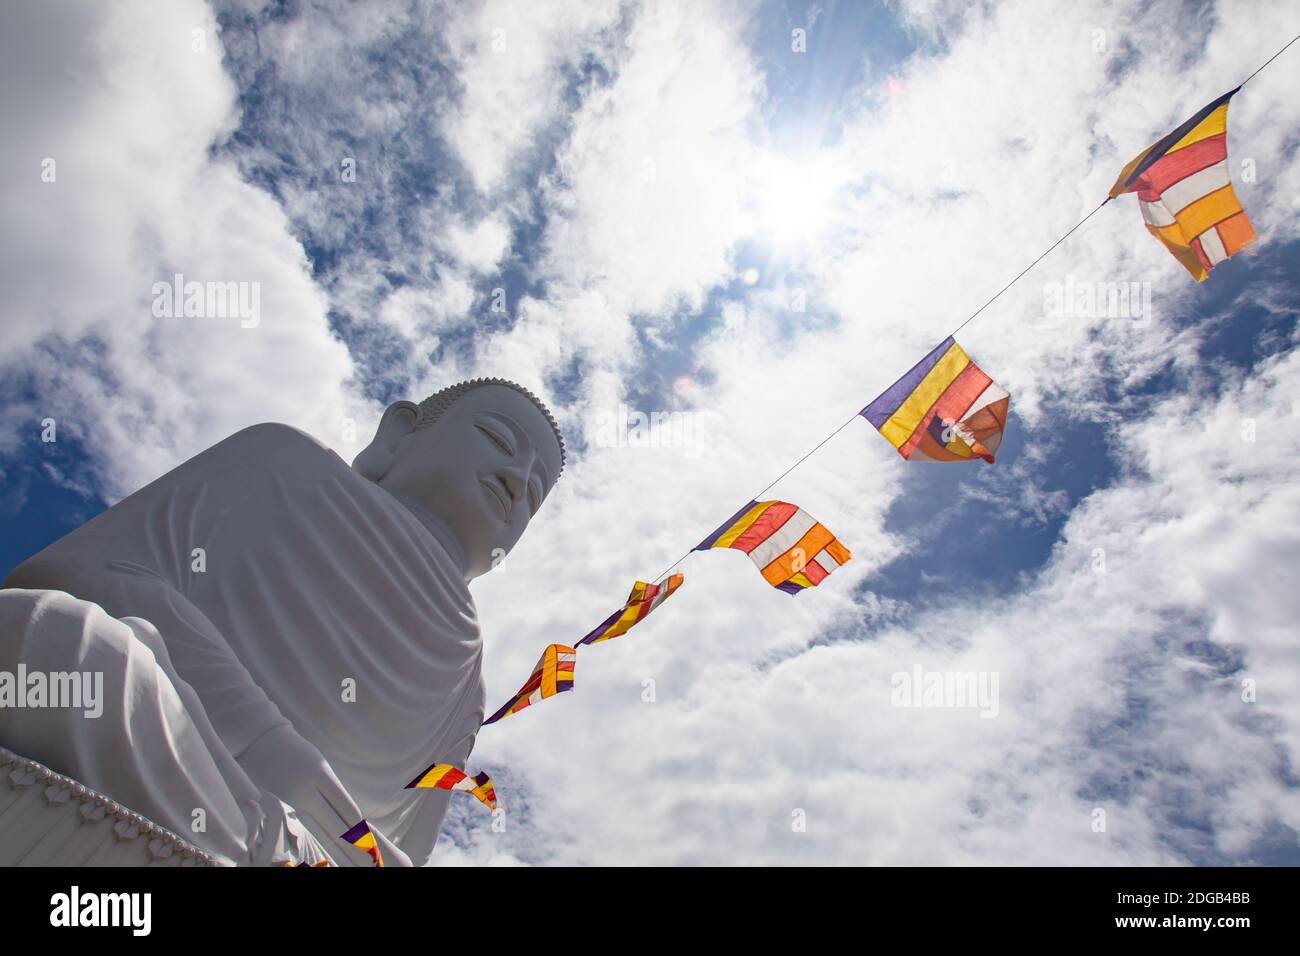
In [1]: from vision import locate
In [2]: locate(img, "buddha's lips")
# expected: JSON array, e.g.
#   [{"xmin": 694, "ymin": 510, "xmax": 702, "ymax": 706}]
[{"xmin": 479, "ymin": 475, "xmax": 510, "ymax": 519}]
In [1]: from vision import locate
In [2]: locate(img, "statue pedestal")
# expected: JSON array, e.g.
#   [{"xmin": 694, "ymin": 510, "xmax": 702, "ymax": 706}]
[{"xmin": 0, "ymin": 746, "xmax": 222, "ymax": 867}]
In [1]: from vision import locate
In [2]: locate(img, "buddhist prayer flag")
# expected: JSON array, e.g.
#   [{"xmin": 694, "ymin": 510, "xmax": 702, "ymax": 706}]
[
  {"xmin": 467, "ymin": 771, "xmax": 496, "ymax": 808},
  {"xmin": 482, "ymin": 643, "xmax": 577, "ymax": 725},
  {"xmin": 862, "ymin": 337, "xmax": 1009, "ymax": 463},
  {"xmin": 405, "ymin": 764, "xmax": 497, "ymax": 811},
  {"xmin": 694, "ymin": 501, "xmax": 852, "ymax": 594},
  {"xmin": 339, "ymin": 819, "xmax": 384, "ymax": 867},
  {"xmin": 1109, "ymin": 88, "xmax": 1255, "ymax": 281},
  {"xmin": 577, "ymin": 575, "xmax": 684, "ymax": 646}
]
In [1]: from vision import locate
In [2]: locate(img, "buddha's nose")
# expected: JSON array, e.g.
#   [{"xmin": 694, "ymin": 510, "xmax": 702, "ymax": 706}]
[{"xmin": 498, "ymin": 467, "xmax": 526, "ymax": 503}]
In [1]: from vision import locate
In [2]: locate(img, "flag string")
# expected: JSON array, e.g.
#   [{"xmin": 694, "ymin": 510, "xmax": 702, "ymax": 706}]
[
  {"xmin": 463, "ymin": 32, "xmax": 1300, "ymax": 748},
  {"xmin": 1241, "ymin": 31, "xmax": 1299, "ymax": 86},
  {"xmin": 649, "ymin": 31, "xmax": 1300, "ymax": 585}
]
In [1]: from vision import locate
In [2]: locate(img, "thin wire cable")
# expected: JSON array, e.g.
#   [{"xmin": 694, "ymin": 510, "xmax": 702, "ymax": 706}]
[
  {"xmin": 650, "ymin": 33, "xmax": 1300, "ymax": 584},
  {"xmin": 948, "ymin": 197, "xmax": 1111, "ymax": 339},
  {"xmin": 1241, "ymin": 31, "xmax": 1300, "ymax": 86},
  {"xmin": 655, "ymin": 197, "xmax": 1112, "ymax": 580}
]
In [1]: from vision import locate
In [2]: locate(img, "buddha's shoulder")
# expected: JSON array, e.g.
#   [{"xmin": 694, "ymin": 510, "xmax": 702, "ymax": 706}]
[
  {"xmin": 195, "ymin": 422, "xmax": 347, "ymax": 474},
  {"xmin": 3, "ymin": 426, "xmax": 362, "ymax": 589},
  {"xmin": 218, "ymin": 421, "xmax": 334, "ymax": 455}
]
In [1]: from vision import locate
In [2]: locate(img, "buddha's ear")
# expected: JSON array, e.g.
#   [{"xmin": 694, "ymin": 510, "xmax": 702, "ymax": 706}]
[{"xmin": 351, "ymin": 400, "xmax": 419, "ymax": 481}]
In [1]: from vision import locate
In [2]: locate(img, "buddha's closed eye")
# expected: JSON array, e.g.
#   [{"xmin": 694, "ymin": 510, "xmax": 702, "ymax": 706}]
[{"xmin": 476, "ymin": 423, "xmax": 513, "ymax": 457}]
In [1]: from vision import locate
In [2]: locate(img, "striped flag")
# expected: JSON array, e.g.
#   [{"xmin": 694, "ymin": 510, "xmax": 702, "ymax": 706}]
[
  {"xmin": 339, "ymin": 819, "xmax": 384, "ymax": 867},
  {"xmin": 694, "ymin": 501, "xmax": 852, "ymax": 595},
  {"xmin": 1110, "ymin": 88, "xmax": 1255, "ymax": 281},
  {"xmin": 482, "ymin": 643, "xmax": 577, "ymax": 725},
  {"xmin": 861, "ymin": 337, "xmax": 1009, "ymax": 463},
  {"xmin": 467, "ymin": 771, "xmax": 496, "ymax": 809},
  {"xmin": 577, "ymin": 575, "xmax": 684, "ymax": 646},
  {"xmin": 404, "ymin": 764, "xmax": 497, "ymax": 811}
]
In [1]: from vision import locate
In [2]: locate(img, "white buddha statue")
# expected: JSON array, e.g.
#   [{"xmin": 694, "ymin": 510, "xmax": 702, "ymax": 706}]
[{"xmin": 0, "ymin": 379, "xmax": 564, "ymax": 866}]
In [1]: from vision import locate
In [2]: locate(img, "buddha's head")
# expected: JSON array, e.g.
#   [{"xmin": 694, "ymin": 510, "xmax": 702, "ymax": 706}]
[{"xmin": 352, "ymin": 378, "xmax": 565, "ymax": 581}]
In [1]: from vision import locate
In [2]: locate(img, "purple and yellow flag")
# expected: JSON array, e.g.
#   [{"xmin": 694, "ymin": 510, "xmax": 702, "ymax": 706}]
[
  {"xmin": 339, "ymin": 819, "xmax": 384, "ymax": 867},
  {"xmin": 405, "ymin": 763, "xmax": 497, "ymax": 811},
  {"xmin": 861, "ymin": 337, "xmax": 1009, "ymax": 463},
  {"xmin": 577, "ymin": 575, "xmax": 684, "ymax": 646},
  {"xmin": 483, "ymin": 643, "xmax": 577, "ymax": 725},
  {"xmin": 1110, "ymin": 88, "xmax": 1255, "ymax": 281},
  {"xmin": 467, "ymin": 771, "xmax": 496, "ymax": 809},
  {"xmin": 694, "ymin": 501, "xmax": 851, "ymax": 595}
]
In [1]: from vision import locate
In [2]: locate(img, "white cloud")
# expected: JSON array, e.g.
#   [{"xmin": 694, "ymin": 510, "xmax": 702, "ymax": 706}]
[
  {"xmin": 535, "ymin": 0, "xmax": 765, "ymax": 318},
  {"xmin": 440, "ymin": 0, "xmax": 624, "ymax": 195},
  {"xmin": 376, "ymin": 275, "xmax": 477, "ymax": 338},
  {"xmin": 437, "ymin": 214, "xmax": 513, "ymax": 275},
  {"xmin": 0, "ymin": 0, "xmax": 365, "ymax": 496}
]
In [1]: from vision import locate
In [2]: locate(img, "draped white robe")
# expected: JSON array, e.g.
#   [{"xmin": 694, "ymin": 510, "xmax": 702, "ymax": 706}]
[{"xmin": 1, "ymin": 423, "xmax": 485, "ymax": 865}]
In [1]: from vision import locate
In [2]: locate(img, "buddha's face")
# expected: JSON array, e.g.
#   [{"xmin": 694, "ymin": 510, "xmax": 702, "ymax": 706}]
[{"xmin": 360, "ymin": 385, "xmax": 562, "ymax": 579}]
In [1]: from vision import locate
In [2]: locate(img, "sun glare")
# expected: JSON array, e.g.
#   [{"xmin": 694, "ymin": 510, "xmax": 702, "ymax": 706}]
[{"xmin": 749, "ymin": 152, "xmax": 839, "ymax": 252}]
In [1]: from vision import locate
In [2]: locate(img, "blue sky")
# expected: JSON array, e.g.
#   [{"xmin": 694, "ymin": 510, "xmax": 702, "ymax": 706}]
[{"xmin": 2, "ymin": 0, "xmax": 1299, "ymax": 865}]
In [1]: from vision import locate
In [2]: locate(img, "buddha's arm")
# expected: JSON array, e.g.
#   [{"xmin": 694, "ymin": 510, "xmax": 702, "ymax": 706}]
[
  {"xmin": 237, "ymin": 723, "xmax": 413, "ymax": 867},
  {"xmin": 0, "ymin": 588, "xmax": 331, "ymax": 865},
  {"xmin": 82, "ymin": 563, "xmax": 410, "ymax": 866}
]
